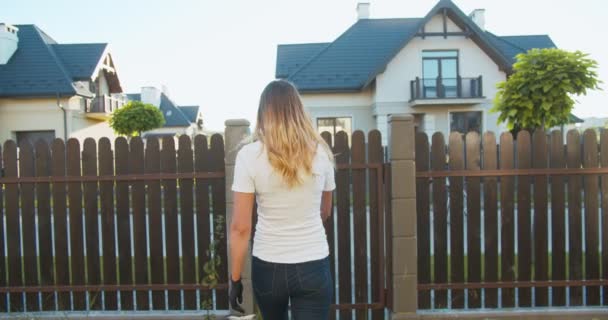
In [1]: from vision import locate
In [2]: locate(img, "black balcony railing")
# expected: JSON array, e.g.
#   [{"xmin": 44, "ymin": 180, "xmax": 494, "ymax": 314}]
[{"xmin": 410, "ymin": 76, "xmax": 483, "ymax": 101}]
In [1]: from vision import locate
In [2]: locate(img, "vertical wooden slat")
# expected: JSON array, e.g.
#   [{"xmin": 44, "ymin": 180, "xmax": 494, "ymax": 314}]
[
  {"xmin": 415, "ymin": 132, "xmax": 431, "ymax": 309},
  {"xmin": 320, "ymin": 131, "xmax": 336, "ymax": 320},
  {"xmin": 67, "ymin": 138, "xmax": 85, "ymax": 310},
  {"xmin": 447, "ymin": 132, "xmax": 463, "ymax": 309},
  {"xmin": 368, "ymin": 130, "xmax": 383, "ymax": 320},
  {"xmin": 582, "ymin": 129, "xmax": 600, "ymax": 305},
  {"xmin": 51, "ymin": 139, "xmax": 69, "ymax": 310},
  {"xmin": 550, "ymin": 130, "xmax": 566, "ymax": 306},
  {"xmin": 532, "ymin": 130, "xmax": 549, "ymax": 306},
  {"xmin": 19, "ymin": 141, "xmax": 38, "ymax": 311},
  {"xmin": 210, "ymin": 134, "xmax": 228, "ymax": 309},
  {"xmin": 0, "ymin": 144, "xmax": 5, "ymax": 312},
  {"xmin": 99, "ymin": 138, "xmax": 117, "ymax": 310},
  {"xmin": 194, "ymin": 135, "xmax": 211, "ymax": 310},
  {"xmin": 566, "ymin": 130, "xmax": 583, "ymax": 306},
  {"xmin": 435, "ymin": 132, "xmax": 453, "ymax": 306},
  {"xmin": 334, "ymin": 131, "xmax": 351, "ymax": 319},
  {"xmin": 482, "ymin": 132, "xmax": 498, "ymax": 308},
  {"xmin": 516, "ymin": 130, "xmax": 532, "ymax": 307},
  {"xmin": 130, "ymin": 137, "xmax": 147, "ymax": 310},
  {"xmin": 162, "ymin": 137, "xmax": 179, "ymax": 310},
  {"xmin": 83, "ymin": 138, "xmax": 101, "ymax": 310},
  {"xmin": 115, "ymin": 137, "xmax": 133, "ymax": 310},
  {"xmin": 465, "ymin": 132, "xmax": 481, "ymax": 309},
  {"xmin": 499, "ymin": 133, "xmax": 515, "ymax": 307},
  {"xmin": 601, "ymin": 129, "xmax": 608, "ymax": 304},
  {"xmin": 351, "ymin": 131, "xmax": 367, "ymax": 319},
  {"xmin": 4, "ymin": 141, "xmax": 22, "ymax": 312},
  {"xmin": 35, "ymin": 141, "xmax": 54, "ymax": 311},
  {"xmin": 145, "ymin": 138, "xmax": 164, "ymax": 310},
  {"xmin": 179, "ymin": 135, "xmax": 196, "ymax": 309}
]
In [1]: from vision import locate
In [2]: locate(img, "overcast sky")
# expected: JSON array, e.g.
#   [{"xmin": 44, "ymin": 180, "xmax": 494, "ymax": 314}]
[{"xmin": 3, "ymin": 0, "xmax": 607, "ymax": 131}]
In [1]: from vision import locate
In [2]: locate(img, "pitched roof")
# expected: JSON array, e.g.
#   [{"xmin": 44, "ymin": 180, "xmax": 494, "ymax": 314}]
[
  {"xmin": 277, "ymin": 0, "xmax": 556, "ymax": 92},
  {"xmin": 178, "ymin": 106, "xmax": 200, "ymax": 122},
  {"xmin": 127, "ymin": 93, "xmax": 194, "ymax": 127},
  {"xmin": 0, "ymin": 25, "xmax": 113, "ymax": 97}
]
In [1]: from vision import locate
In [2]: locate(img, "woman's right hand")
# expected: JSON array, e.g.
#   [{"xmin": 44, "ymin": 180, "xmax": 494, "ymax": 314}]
[{"xmin": 230, "ymin": 277, "xmax": 244, "ymax": 313}]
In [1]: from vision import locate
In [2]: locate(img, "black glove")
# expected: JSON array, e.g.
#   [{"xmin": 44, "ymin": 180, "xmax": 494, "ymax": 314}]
[{"xmin": 230, "ymin": 277, "xmax": 244, "ymax": 313}]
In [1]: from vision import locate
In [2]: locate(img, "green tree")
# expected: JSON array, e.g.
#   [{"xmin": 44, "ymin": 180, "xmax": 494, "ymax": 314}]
[
  {"xmin": 109, "ymin": 101, "xmax": 165, "ymax": 136},
  {"xmin": 491, "ymin": 48, "xmax": 600, "ymax": 131}
]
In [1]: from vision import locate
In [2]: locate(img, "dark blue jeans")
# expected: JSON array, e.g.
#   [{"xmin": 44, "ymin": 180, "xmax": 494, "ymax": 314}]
[{"xmin": 251, "ymin": 255, "xmax": 333, "ymax": 320}]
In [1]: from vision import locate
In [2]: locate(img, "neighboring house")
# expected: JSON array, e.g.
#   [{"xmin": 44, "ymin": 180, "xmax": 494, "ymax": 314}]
[
  {"xmin": 276, "ymin": 0, "xmax": 557, "ymax": 144},
  {"xmin": 0, "ymin": 23, "xmax": 125, "ymax": 145},
  {"xmin": 127, "ymin": 86, "xmax": 203, "ymax": 138}
]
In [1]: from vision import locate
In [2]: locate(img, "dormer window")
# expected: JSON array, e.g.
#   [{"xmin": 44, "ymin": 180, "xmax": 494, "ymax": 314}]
[{"xmin": 422, "ymin": 50, "xmax": 459, "ymax": 98}]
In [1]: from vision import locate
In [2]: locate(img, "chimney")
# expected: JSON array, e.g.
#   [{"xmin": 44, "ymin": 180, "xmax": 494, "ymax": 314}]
[
  {"xmin": 356, "ymin": 3, "xmax": 370, "ymax": 20},
  {"xmin": 0, "ymin": 23, "xmax": 19, "ymax": 65},
  {"xmin": 469, "ymin": 9, "xmax": 485, "ymax": 31},
  {"xmin": 141, "ymin": 86, "xmax": 161, "ymax": 107}
]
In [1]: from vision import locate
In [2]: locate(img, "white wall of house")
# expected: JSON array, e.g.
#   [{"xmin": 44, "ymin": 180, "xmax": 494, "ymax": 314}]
[
  {"xmin": 144, "ymin": 125, "xmax": 193, "ymax": 137},
  {"xmin": 300, "ymin": 13, "xmax": 510, "ymax": 144},
  {"xmin": 0, "ymin": 96, "xmax": 118, "ymax": 144}
]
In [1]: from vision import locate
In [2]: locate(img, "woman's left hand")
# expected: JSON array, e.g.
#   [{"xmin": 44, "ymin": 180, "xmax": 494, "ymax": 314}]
[{"xmin": 230, "ymin": 277, "xmax": 244, "ymax": 313}]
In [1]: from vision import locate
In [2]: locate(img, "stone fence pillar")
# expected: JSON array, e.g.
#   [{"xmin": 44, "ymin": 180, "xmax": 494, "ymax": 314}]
[
  {"xmin": 224, "ymin": 119, "xmax": 253, "ymax": 314},
  {"xmin": 388, "ymin": 115, "xmax": 418, "ymax": 319}
]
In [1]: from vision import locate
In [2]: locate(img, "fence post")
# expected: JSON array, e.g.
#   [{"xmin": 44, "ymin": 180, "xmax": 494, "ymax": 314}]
[
  {"xmin": 388, "ymin": 115, "xmax": 418, "ymax": 319},
  {"xmin": 224, "ymin": 119, "xmax": 254, "ymax": 313}
]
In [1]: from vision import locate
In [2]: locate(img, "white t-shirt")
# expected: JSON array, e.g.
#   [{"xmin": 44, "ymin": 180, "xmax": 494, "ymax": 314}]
[{"xmin": 231, "ymin": 141, "xmax": 336, "ymax": 264}]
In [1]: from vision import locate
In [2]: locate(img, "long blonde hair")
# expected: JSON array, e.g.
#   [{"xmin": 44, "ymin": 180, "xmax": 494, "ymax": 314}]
[{"xmin": 254, "ymin": 80, "xmax": 333, "ymax": 188}]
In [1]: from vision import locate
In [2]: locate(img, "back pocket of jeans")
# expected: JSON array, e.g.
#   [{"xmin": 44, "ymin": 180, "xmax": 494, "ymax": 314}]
[
  {"xmin": 296, "ymin": 260, "xmax": 330, "ymax": 294},
  {"xmin": 252, "ymin": 258, "xmax": 275, "ymax": 296}
]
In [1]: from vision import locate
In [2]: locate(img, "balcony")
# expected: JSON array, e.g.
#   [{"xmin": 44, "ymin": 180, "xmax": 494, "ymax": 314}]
[
  {"xmin": 85, "ymin": 95, "xmax": 127, "ymax": 120},
  {"xmin": 409, "ymin": 76, "xmax": 485, "ymax": 107}
]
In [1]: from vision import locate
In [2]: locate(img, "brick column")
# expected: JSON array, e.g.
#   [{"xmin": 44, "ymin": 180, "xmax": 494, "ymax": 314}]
[
  {"xmin": 388, "ymin": 115, "xmax": 418, "ymax": 319},
  {"xmin": 224, "ymin": 119, "xmax": 254, "ymax": 314}
]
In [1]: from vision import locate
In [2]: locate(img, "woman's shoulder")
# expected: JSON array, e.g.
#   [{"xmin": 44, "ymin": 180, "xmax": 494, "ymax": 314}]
[{"xmin": 237, "ymin": 141, "xmax": 263, "ymax": 159}]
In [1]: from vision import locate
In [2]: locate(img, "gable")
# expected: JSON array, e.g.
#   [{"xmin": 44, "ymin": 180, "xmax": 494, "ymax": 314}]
[{"xmin": 423, "ymin": 13, "xmax": 462, "ymax": 33}]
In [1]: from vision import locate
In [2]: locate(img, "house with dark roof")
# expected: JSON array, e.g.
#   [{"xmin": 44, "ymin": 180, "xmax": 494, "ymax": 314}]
[
  {"xmin": 0, "ymin": 23, "xmax": 126, "ymax": 145},
  {"xmin": 127, "ymin": 86, "xmax": 203, "ymax": 138},
  {"xmin": 276, "ymin": 0, "xmax": 557, "ymax": 142}
]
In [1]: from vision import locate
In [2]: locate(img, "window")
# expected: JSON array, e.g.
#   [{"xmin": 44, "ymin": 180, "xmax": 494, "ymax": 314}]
[
  {"xmin": 317, "ymin": 117, "xmax": 352, "ymax": 136},
  {"xmin": 422, "ymin": 50, "xmax": 459, "ymax": 98},
  {"xmin": 450, "ymin": 111, "xmax": 482, "ymax": 134},
  {"xmin": 15, "ymin": 130, "xmax": 55, "ymax": 146}
]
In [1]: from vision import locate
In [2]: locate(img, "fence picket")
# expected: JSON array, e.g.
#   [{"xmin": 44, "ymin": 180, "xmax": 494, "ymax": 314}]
[
  {"xmin": 416, "ymin": 132, "xmax": 431, "ymax": 309},
  {"xmin": 482, "ymin": 132, "xmax": 498, "ymax": 308},
  {"xmin": 431, "ymin": 133, "xmax": 449, "ymax": 309},
  {"xmin": 145, "ymin": 138, "xmax": 164, "ymax": 310},
  {"xmin": 99, "ymin": 138, "xmax": 118, "ymax": 310},
  {"xmin": 582, "ymin": 129, "xmax": 600, "ymax": 305},
  {"xmin": 335, "ymin": 131, "xmax": 352, "ymax": 319},
  {"xmin": 0, "ymin": 144, "xmax": 5, "ymax": 312},
  {"xmin": 179, "ymin": 135, "xmax": 196, "ymax": 309},
  {"xmin": 51, "ymin": 139, "xmax": 70, "ymax": 310},
  {"xmin": 532, "ymin": 130, "xmax": 549, "ymax": 306},
  {"xmin": 566, "ymin": 130, "xmax": 583, "ymax": 306},
  {"xmin": 210, "ymin": 134, "xmax": 228, "ymax": 309},
  {"xmin": 67, "ymin": 139, "xmax": 86, "ymax": 310},
  {"xmin": 516, "ymin": 131, "xmax": 532, "ymax": 307},
  {"xmin": 550, "ymin": 130, "xmax": 566, "ymax": 306},
  {"xmin": 19, "ymin": 141, "xmax": 38, "ymax": 311},
  {"xmin": 161, "ymin": 137, "xmax": 180, "ymax": 309},
  {"xmin": 130, "ymin": 137, "xmax": 148, "ymax": 310},
  {"xmin": 601, "ymin": 129, "xmax": 608, "ymax": 303},
  {"xmin": 465, "ymin": 132, "xmax": 482, "ymax": 308},
  {"xmin": 368, "ymin": 130, "xmax": 384, "ymax": 320},
  {"xmin": 351, "ymin": 131, "xmax": 367, "ymax": 318},
  {"xmin": 499, "ymin": 133, "xmax": 515, "ymax": 307},
  {"xmin": 83, "ymin": 138, "xmax": 101, "ymax": 310},
  {"xmin": 4, "ymin": 141, "xmax": 22, "ymax": 311},
  {"xmin": 116, "ymin": 138, "xmax": 133, "ymax": 310},
  {"xmin": 447, "ymin": 133, "xmax": 463, "ymax": 309}
]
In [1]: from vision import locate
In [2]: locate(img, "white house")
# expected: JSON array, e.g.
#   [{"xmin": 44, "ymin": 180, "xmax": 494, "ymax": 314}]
[
  {"xmin": 0, "ymin": 23, "xmax": 125, "ymax": 145},
  {"xmin": 276, "ymin": 0, "xmax": 557, "ymax": 144}
]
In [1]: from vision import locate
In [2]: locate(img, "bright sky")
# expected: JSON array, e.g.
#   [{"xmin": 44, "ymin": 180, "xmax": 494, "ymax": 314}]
[{"xmin": 3, "ymin": 0, "xmax": 607, "ymax": 131}]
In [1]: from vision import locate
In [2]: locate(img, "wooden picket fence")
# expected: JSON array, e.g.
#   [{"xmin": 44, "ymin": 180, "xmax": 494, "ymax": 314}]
[
  {"xmin": 415, "ymin": 129, "xmax": 608, "ymax": 310},
  {"xmin": 0, "ymin": 135, "xmax": 228, "ymax": 312}
]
